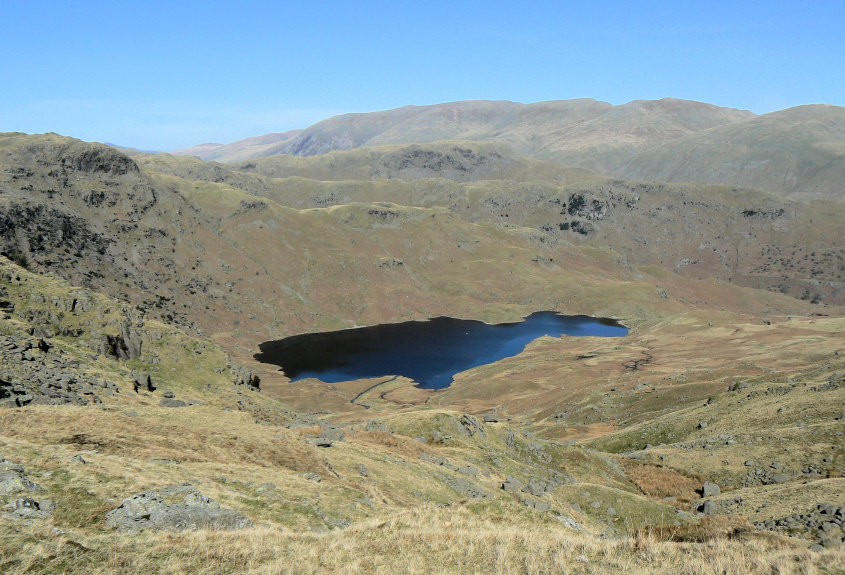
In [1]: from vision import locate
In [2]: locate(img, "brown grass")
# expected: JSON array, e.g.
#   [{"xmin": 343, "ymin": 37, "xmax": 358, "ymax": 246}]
[
  {"xmin": 2, "ymin": 506, "xmax": 842, "ymax": 575},
  {"xmin": 624, "ymin": 461, "xmax": 704, "ymax": 506},
  {"xmin": 348, "ymin": 430, "xmax": 429, "ymax": 458}
]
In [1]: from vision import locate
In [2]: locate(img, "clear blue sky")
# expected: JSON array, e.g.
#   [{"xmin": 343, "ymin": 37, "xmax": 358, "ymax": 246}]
[{"xmin": 2, "ymin": 1, "xmax": 843, "ymax": 150}]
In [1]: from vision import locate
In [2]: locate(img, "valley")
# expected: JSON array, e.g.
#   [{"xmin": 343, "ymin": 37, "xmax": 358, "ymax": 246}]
[{"xmin": 0, "ymin": 98, "xmax": 843, "ymax": 574}]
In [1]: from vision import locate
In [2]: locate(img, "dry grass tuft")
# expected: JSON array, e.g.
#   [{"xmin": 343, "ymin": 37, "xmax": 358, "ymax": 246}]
[
  {"xmin": 624, "ymin": 461, "xmax": 703, "ymax": 506},
  {"xmin": 634, "ymin": 515, "xmax": 754, "ymax": 543}
]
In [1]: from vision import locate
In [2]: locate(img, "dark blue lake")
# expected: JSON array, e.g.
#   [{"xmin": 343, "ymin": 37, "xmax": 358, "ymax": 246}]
[{"xmin": 255, "ymin": 312, "xmax": 627, "ymax": 390}]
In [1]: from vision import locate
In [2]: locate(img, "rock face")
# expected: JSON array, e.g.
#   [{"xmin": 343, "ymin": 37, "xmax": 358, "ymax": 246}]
[
  {"xmin": 105, "ymin": 483, "xmax": 252, "ymax": 533},
  {"xmin": 94, "ymin": 321, "xmax": 143, "ymax": 360}
]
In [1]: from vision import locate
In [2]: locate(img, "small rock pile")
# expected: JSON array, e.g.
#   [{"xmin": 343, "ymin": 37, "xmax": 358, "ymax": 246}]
[
  {"xmin": 0, "ymin": 334, "xmax": 119, "ymax": 407},
  {"xmin": 755, "ymin": 503, "xmax": 845, "ymax": 550}
]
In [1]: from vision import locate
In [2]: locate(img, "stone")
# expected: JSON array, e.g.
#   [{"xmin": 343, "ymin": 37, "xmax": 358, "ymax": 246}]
[
  {"xmin": 131, "ymin": 370, "xmax": 155, "ymax": 393},
  {"xmin": 698, "ymin": 500, "xmax": 718, "ymax": 515},
  {"xmin": 5, "ymin": 497, "xmax": 54, "ymax": 520},
  {"xmin": 318, "ymin": 427, "xmax": 346, "ymax": 442},
  {"xmin": 459, "ymin": 414, "xmax": 484, "ymax": 436},
  {"xmin": 446, "ymin": 477, "xmax": 488, "ymax": 499},
  {"xmin": 105, "ymin": 484, "xmax": 252, "ymax": 533},
  {"xmin": 482, "ymin": 412, "xmax": 499, "ymax": 423},
  {"xmin": 697, "ymin": 421, "xmax": 707, "ymax": 429},
  {"xmin": 522, "ymin": 478, "xmax": 548, "ymax": 497},
  {"xmin": 523, "ymin": 498, "xmax": 551, "ymax": 512},
  {"xmin": 160, "ymin": 398, "xmax": 187, "ymax": 408},
  {"xmin": 458, "ymin": 465, "xmax": 478, "ymax": 477},
  {"xmin": 307, "ymin": 437, "xmax": 334, "ymax": 448},
  {"xmin": 0, "ymin": 464, "xmax": 42, "ymax": 496},
  {"xmin": 364, "ymin": 419, "xmax": 387, "ymax": 432},
  {"xmin": 232, "ymin": 366, "xmax": 260, "ymax": 390},
  {"xmin": 355, "ymin": 464, "xmax": 369, "ymax": 477},
  {"xmin": 301, "ymin": 473, "xmax": 322, "ymax": 483},
  {"xmin": 501, "ymin": 476, "xmax": 524, "ymax": 493},
  {"xmin": 701, "ymin": 481, "xmax": 721, "ymax": 497}
]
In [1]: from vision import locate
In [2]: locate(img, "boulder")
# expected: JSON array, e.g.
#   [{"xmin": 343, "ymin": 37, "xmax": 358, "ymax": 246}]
[
  {"xmin": 522, "ymin": 477, "xmax": 548, "ymax": 497},
  {"xmin": 4, "ymin": 497, "xmax": 54, "ymax": 520},
  {"xmin": 105, "ymin": 483, "xmax": 252, "ymax": 533},
  {"xmin": 501, "ymin": 476, "xmax": 524, "ymax": 493},
  {"xmin": 232, "ymin": 366, "xmax": 260, "ymax": 390},
  {"xmin": 698, "ymin": 500, "xmax": 718, "ymax": 515},
  {"xmin": 131, "ymin": 370, "xmax": 155, "ymax": 393},
  {"xmin": 459, "ymin": 414, "xmax": 484, "ymax": 436},
  {"xmin": 446, "ymin": 477, "xmax": 488, "ymax": 499},
  {"xmin": 701, "ymin": 481, "xmax": 721, "ymax": 497},
  {"xmin": 160, "ymin": 398, "xmax": 187, "ymax": 408}
]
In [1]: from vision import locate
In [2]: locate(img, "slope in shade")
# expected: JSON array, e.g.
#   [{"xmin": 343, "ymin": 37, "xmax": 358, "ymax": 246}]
[{"xmin": 255, "ymin": 312, "xmax": 627, "ymax": 389}]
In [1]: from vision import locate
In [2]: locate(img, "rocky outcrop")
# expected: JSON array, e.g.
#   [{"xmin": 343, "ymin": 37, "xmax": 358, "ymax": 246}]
[
  {"xmin": 0, "ymin": 334, "xmax": 118, "ymax": 407},
  {"xmin": 92, "ymin": 321, "xmax": 143, "ymax": 361},
  {"xmin": 756, "ymin": 503, "xmax": 845, "ymax": 550},
  {"xmin": 232, "ymin": 366, "xmax": 260, "ymax": 390},
  {"xmin": 0, "ymin": 458, "xmax": 54, "ymax": 521},
  {"xmin": 105, "ymin": 483, "xmax": 252, "ymax": 533}
]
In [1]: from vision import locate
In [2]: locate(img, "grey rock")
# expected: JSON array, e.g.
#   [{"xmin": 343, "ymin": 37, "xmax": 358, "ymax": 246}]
[
  {"xmin": 232, "ymin": 366, "xmax": 260, "ymax": 390},
  {"xmin": 105, "ymin": 484, "xmax": 252, "ymax": 533},
  {"xmin": 160, "ymin": 398, "xmax": 187, "ymax": 408},
  {"xmin": 4, "ymin": 497, "xmax": 54, "ymax": 520},
  {"xmin": 501, "ymin": 476, "xmax": 524, "ymax": 493},
  {"xmin": 522, "ymin": 478, "xmax": 548, "ymax": 497},
  {"xmin": 307, "ymin": 437, "xmax": 334, "ymax": 447},
  {"xmin": 364, "ymin": 419, "xmax": 387, "ymax": 433},
  {"xmin": 701, "ymin": 481, "xmax": 721, "ymax": 497},
  {"xmin": 131, "ymin": 370, "xmax": 155, "ymax": 393},
  {"xmin": 556, "ymin": 514, "xmax": 583, "ymax": 529},
  {"xmin": 446, "ymin": 477, "xmax": 488, "ymax": 499},
  {"xmin": 698, "ymin": 500, "xmax": 718, "ymax": 515},
  {"xmin": 301, "ymin": 473, "xmax": 322, "ymax": 483},
  {"xmin": 459, "ymin": 414, "xmax": 484, "ymax": 436},
  {"xmin": 355, "ymin": 464, "xmax": 369, "ymax": 477},
  {"xmin": 457, "ymin": 465, "xmax": 478, "ymax": 477},
  {"xmin": 482, "ymin": 412, "xmax": 499, "ymax": 423},
  {"xmin": 0, "ymin": 464, "xmax": 42, "ymax": 496},
  {"xmin": 523, "ymin": 498, "xmax": 551, "ymax": 512}
]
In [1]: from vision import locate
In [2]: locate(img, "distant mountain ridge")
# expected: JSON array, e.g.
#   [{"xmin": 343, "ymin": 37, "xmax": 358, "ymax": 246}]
[
  {"xmin": 173, "ymin": 98, "xmax": 751, "ymax": 165},
  {"xmin": 173, "ymin": 129, "xmax": 303, "ymax": 162},
  {"xmin": 171, "ymin": 98, "xmax": 845, "ymax": 198}
]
